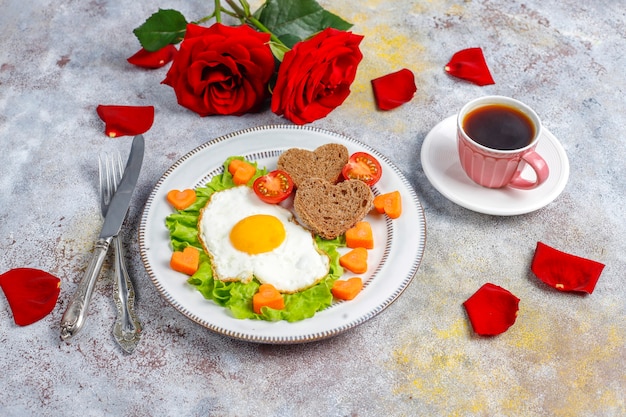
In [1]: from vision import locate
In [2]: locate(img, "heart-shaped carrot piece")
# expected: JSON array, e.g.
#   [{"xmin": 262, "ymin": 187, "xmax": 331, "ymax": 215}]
[
  {"xmin": 332, "ymin": 277, "xmax": 363, "ymax": 300},
  {"xmin": 167, "ymin": 189, "xmax": 197, "ymax": 211},
  {"xmin": 228, "ymin": 159, "xmax": 256, "ymax": 185},
  {"xmin": 339, "ymin": 247, "xmax": 368, "ymax": 274},
  {"xmin": 253, "ymin": 284, "xmax": 285, "ymax": 314},
  {"xmin": 170, "ymin": 246, "xmax": 200, "ymax": 276},
  {"xmin": 345, "ymin": 221, "xmax": 373, "ymax": 249},
  {"xmin": 373, "ymin": 191, "xmax": 402, "ymax": 219}
]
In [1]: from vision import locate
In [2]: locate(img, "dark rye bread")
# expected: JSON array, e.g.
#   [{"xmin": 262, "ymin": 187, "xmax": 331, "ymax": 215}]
[
  {"xmin": 294, "ymin": 178, "xmax": 374, "ymax": 240},
  {"xmin": 277, "ymin": 143, "xmax": 349, "ymax": 188}
]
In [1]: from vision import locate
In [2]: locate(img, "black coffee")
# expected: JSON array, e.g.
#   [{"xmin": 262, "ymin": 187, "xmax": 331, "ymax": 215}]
[{"xmin": 463, "ymin": 104, "xmax": 535, "ymax": 150}]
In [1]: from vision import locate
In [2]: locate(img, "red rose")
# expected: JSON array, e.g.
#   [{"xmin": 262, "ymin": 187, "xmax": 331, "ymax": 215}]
[
  {"xmin": 162, "ymin": 23, "xmax": 274, "ymax": 116},
  {"xmin": 271, "ymin": 28, "xmax": 364, "ymax": 125}
]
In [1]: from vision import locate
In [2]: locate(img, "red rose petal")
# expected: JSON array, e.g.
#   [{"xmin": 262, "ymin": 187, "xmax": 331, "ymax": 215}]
[
  {"xmin": 463, "ymin": 283, "xmax": 520, "ymax": 336},
  {"xmin": 531, "ymin": 242, "xmax": 605, "ymax": 294},
  {"xmin": 444, "ymin": 47, "xmax": 495, "ymax": 86},
  {"xmin": 127, "ymin": 45, "xmax": 177, "ymax": 69},
  {"xmin": 371, "ymin": 68, "xmax": 417, "ymax": 111},
  {"xmin": 96, "ymin": 105, "xmax": 154, "ymax": 138},
  {"xmin": 0, "ymin": 268, "xmax": 61, "ymax": 326}
]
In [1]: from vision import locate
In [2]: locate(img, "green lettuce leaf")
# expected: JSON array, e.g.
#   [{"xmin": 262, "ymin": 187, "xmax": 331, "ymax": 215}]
[{"xmin": 166, "ymin": 157, "xmax": 345, "ymax": 322}]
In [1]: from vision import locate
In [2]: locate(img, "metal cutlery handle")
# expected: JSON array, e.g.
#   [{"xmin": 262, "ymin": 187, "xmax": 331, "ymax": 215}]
[
  {"xmin": 111, "ymin": 236, "xmax": 142, "ymax": 353},
  {"xmin": 60, "ymin": 237, "xmax": 112, "ymax": 341}
]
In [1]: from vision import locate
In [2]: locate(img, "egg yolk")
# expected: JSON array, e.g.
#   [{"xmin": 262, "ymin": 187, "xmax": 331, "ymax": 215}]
[{"xmin": 229, "ymin": 214, "xmax": 286, "ymax": 254}]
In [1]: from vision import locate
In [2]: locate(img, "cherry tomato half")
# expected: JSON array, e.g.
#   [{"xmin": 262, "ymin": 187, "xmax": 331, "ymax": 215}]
[
  {"xmin": 253, "ymin": 170, "xmax": 294, "ymax": 204},
  {"xmin": 342, "ymin": 152, "xmax": 382, "ymax": 186}
]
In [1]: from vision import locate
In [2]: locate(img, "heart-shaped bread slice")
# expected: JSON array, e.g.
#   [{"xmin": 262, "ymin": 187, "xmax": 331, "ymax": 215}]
[
  {"xmin": 294, "ymin": 178, "xmax": 374, "ymax": 240},
  {"xmin": 277, "ymin": 143, "xmax": 349, "ymax": 188}
]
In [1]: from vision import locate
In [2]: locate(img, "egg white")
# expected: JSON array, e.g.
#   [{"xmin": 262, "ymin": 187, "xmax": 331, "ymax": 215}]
[{"xmin": 198, "ymin": 186, "xmax": 330, "ymax": 293}]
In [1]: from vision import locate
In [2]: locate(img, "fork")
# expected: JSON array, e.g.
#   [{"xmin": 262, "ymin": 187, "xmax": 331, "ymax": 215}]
[{"xmin": 100, "ymin": 153, "xmax": 142, "ymax": 353}]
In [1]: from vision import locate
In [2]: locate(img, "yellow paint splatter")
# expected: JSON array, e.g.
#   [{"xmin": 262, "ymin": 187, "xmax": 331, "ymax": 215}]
[
  {"xmin": 445, "ymin": 4, "xmax": 466, "ymax": 17},
  {"xmin": 433, "ymin": 318, "xmax": 467, "ymax": 339},
  {"xmin": 387, "ymin": 299, "xmax": 626, "ymax": 415},
  {"xmin": 550, "ymin": 323, "xmax": 626, "ymax": 417},
  {"xmin": 509, "ymin": 307, "xmax": 558, "ymax": 361},
  {"xmin": 390, "ymin": 338, "xmax": 492, "ymax": 414}
]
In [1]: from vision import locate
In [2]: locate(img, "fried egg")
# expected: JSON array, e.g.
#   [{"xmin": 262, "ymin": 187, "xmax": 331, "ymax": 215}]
[{"xmin": 197, "ymin": 186, "xmax": 330, "ymax": 293}]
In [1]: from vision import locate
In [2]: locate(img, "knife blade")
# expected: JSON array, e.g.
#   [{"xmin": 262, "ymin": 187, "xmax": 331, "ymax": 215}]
[{"xmin": 60, "ymin": 135, "xmax": 145, "ymax": 341}]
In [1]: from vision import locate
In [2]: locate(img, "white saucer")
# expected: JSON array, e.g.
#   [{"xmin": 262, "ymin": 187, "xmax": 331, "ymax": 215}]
[{"xmin": 421, "ymin": 115, "xmax": 569, "ymax": 216}]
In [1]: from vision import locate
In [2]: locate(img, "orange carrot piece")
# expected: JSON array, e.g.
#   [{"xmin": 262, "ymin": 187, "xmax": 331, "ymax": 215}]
[
  {"xmin": 170, "ymin": 246, "xmax": 200, "ymax": 275},
  {"xmin": 228, "ymin": 159, "xmax": 256, "ymax": 185},
  {"xmin": 332, "ymin": 277, "xmax": 363, "ymax": 300},
  {"xmin": 339, "ymin": 247, "xmax": 368, "ymax": 274},
  {"xmin": 345, "ymin": 221, "xmax": 374, "ymax": 249},
  {"xmin": 253, "ymin": 284, "xmax": 285, "ymax": 314},
  {"xmin": 373, "ymin": 191, "xmax": 402, "ymax": 219},
  {"xmin": 166, "ymin": 189, "xmax": 197, "ymax": 210},
  {"xmin": 227, "ymin": 159, "xmax": 247, "ymax": 175}
]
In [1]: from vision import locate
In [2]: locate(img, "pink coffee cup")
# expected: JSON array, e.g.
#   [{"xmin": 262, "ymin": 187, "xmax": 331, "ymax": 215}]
[{"xmin": 457, "ymin": 96, "xmax": 549, "ymax": 189}]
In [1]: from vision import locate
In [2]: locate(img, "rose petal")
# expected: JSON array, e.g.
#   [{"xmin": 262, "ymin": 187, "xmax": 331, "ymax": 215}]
[
  {"xmin": 531, "ymin": 242, "xmax": 605, "ymax": 294},
  {"xmin": 127, "ymin": 45, "xmax": 178, "ymax": 69},
  {"xmin": 0, "ymin": 268, "xmax": 61, "ymax": 326},
  {"xmin": 96, "ymin": 105, "xmax": 154, "ymax": 138},
  {"xmin": 371, "ymin": 68, "xmax": 417, "ymax": 110},
  {"xmin": 444, "ymin": 47, "xmax": 495, "ymax": 86},
  {"xmin": 463, "ymin": 283, "xmax": 520, "ymax": 336}
]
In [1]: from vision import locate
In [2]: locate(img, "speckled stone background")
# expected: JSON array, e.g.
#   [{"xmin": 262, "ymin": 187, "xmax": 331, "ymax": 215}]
[{"xmin": 1, "ymin": 0, "xmax": 625, "ymax": 416}]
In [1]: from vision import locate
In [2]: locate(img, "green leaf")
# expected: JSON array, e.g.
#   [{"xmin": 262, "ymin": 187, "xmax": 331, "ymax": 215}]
[
  {"xmin": 133, "ymin": 9, "xmax": 188, "ymax": 52},
  {"xmin": 254, "ymin": 0, "xmax": 352, "ymax": 48},
  {"xmin": 268, "ymin": 41, "xmax": 290, "ymax": 62}
]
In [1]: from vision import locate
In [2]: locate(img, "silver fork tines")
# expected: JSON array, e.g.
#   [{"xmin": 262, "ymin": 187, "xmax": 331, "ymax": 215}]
[
  {"xmin": 99, "ymin": 153, "xmax": 126, "ymax": 216},
  {"xmin": 100, "ymin": 153, "xmax": 142, "ymax": 353}
]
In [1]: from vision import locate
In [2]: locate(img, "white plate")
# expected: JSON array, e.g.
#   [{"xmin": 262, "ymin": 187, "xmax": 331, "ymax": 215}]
[
  {"xmin": 421, "ymin": 115, "xmax": 569, "ymax": 216},
  {"xmin": 139, "ymin": 125, "xmax": 426, "ymax": 344}
]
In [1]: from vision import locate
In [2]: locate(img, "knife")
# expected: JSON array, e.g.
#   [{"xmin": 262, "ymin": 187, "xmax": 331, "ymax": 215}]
[{"xmin": 60, "ymin": 135, "xmax": 145, "ymax": 341}]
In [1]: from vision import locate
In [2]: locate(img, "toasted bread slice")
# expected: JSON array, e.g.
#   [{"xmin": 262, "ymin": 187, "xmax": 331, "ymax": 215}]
[
  {"xmin": 277, "ymin": 143, "xmax": 349, "ymax": 188},
  {"xmin": 294, "ymin": 178, "xmax": 374, "ymax": 240}
]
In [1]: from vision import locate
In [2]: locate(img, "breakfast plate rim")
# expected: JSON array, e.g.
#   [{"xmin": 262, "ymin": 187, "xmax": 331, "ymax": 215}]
[{"xmin": 138, "ymin": 124, "xmax": 427, "ymax": 344}]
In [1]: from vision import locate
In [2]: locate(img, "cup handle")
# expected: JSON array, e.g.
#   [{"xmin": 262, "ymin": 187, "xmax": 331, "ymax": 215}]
[{"xmin": 508, "ymin": 150, "xmax": 550, "ymax": 190}]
